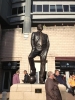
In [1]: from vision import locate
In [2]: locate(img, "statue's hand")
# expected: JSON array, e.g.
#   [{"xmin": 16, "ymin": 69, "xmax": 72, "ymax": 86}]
[
  {"xmin": 41, "ymin": 50, "xmax": 47, "ymax": 58},
  {"xmin": 32, "ymin": 49, "xmax": 35, "ymax": 52}
]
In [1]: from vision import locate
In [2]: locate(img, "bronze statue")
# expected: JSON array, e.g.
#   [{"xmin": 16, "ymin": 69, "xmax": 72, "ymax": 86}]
[{"xmin": 28, "ymin": 24, "xmax": 50, "ymax": 84}]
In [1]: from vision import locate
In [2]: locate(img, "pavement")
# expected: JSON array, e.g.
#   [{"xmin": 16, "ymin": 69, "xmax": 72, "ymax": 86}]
[
  {"xmin": 0, "ymin": 92, "xmax": 75, "ymax": 100},
  {"xmin": 66, "ymin": 92, "xmax": 75, "ymax": 100}
]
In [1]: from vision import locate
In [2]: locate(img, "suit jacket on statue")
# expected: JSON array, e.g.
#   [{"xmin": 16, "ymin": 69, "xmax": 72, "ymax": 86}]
[{"xmin": 31, "ymin": 31, "xmax": 50, "ymax": 53}]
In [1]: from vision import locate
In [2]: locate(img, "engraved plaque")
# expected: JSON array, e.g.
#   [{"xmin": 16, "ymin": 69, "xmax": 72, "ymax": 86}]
[{"xmin": 35, "ymin": 89, "xmax": 42, "ymax": 93}]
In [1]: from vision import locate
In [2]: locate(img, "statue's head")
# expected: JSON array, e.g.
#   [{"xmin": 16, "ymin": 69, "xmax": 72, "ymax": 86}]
[{"xmin": 37, "ymin": 24, "xmax": 43, "ymax": 32}]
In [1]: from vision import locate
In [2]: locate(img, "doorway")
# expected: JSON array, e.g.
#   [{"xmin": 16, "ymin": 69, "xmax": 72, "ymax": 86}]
[
  {"xmin": 2, "ymin": 70, "xmax": 16, "ymax": 92},
  {"xmin": 2, "ymin": 71, "xmax": 11, "ymax": 91},
  {"xmin": 35, "ymin": 61, "xmax": 47, "ymax": 83},
  {"xmin": 10, "ymin": 70, "xmax": 16, "ymax": 86},
  {"xmin": 1, "ymin": 61, "xmax": 20, "ymax": 92}
]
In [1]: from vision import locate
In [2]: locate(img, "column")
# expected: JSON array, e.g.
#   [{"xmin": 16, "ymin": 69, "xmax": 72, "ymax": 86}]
[
  {"xmin": 65, "ymin": 71, "xmax": 70, "ymax": 88},
  {"xmin": 0, "ymin": 25, "xmax": 1, "ymax": 44},
  {"xmin": 23, "ymin": 0, "xmax": 31, "ymax": 34},
  {"xmin": 0, "ymin": 24, "xmax": 1, "ymax": 58},
  {"xmin": 0, "ymin": 24, "xmax": 2, "ymax": 91}
]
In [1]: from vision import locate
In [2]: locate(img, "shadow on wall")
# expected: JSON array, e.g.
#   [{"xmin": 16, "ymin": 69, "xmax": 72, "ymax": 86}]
[
  {"xmin": 1, "ymin": 29, "xmax": 15, "ymax": 59},
  {"xmin": 0, "ymin": 28, "xmax": 19, "ymax": 92},
  {"xmin": 1, "ymin": 29, "xmax": 15, "ymax": 92},
  {"xmin": 1, "ymin": 28, "xmax": 22, "ymax": 59}
]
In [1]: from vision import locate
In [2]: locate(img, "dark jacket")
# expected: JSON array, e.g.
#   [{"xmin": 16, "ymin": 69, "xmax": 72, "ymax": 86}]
[
  {"xmin": 45, "ymin": 78, "xmax": 62, "ymax": 100},
  {"xmin": 31, "ymin": 31, "xmax": 50, "ymax": 52},
  {"xmin": 54, "ymin": 74, "xmax": 66, "ymax": 85},
  {"xmin": 24, "ymin": 74, "xmax": 29, "ymax": 83}
]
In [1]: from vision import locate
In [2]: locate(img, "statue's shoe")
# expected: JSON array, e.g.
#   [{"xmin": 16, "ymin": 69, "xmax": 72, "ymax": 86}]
[
  {"xmin": 40, "ymin": 81, "xmax": 45, "ymax": 84},
  {"xmin": 39, "ymin": 78, "xmax": 45, "ymax": 84},
  {"xmin": 29, "ymin": 71, "xmax": 36, "ymax": 76}
]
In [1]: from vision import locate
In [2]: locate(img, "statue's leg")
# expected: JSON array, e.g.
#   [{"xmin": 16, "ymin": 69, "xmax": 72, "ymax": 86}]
[
  {"xmin": 28, "ymin": 50, "xmax": 39, "ymax": 76},
  {"xmin": 39, "ymin": 51, "xmax": 47, "ymax": 83}
]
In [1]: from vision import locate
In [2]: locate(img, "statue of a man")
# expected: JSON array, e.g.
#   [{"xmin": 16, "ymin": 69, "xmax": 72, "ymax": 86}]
[{"xmin": 28, "ymin": 24, "xmax": 50, "ymax": 84}]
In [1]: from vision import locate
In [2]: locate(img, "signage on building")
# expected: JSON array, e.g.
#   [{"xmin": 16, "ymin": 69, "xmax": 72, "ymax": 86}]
[{"xmin": 1, "ymin": 61, "xmax": 20, "ymax": 70}]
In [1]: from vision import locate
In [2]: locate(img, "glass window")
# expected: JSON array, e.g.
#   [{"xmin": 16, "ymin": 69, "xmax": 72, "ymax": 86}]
[
  {"xmin": 37, "ymin": 5, "xmax": 42, "ymax": 12},
  {"xmin": 43, "ymin": 5, "xmax": 49, "ymax": 12},
  {"xmin": 70, "ymin": 5, "xmax": 75, "ymax": 12},
  {"xmin": 18, "ymin": 7, "xmax": 23, "ymax": 14},
  {"xmin": 32, "ymin": 5, "xmax": 35, "ymax": 12},
  {"xmin": 63, "ymin": 5, "xmax": 69, "ymax": 12},
  {"xmin": 56, "ymin": 5, "xmax": 63, "ymax": 12},
  {"xmin": 24, "ymin": 6, "xmax": 25, "ymax": 13},
  {"xmin": 50, "ymin": 5, "xmax": 55, "ymax": 12},
  {"xmin": 12, "ymin": 8, "xmax": 17, "ymax": 15}
]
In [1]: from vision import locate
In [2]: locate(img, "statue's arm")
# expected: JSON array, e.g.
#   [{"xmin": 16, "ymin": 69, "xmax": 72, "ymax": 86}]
[
  {"xmin": 44, "ymin": 34, "xmax": 50, "ymax": 55},
  {"xmin": 31, "ymin": 32, "xmax": 35, "ymax": 50},
  {"xmin": 41, "ymin": 35, "xmax": 50, "ymax": 57},
  {"xmin": 46, "ymin": 35, "xmax": 50, "ymax": 52}
]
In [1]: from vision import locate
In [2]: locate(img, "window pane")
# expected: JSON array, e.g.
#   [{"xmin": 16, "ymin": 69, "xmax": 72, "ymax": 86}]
[
  {"xmin": 43, "ymin": 5, "xmax": 49, "ymax": 12},
  {"xmin": 32, "ymin": 5, "xmax": 35, "ymax": 12},
  {"xmin": 18, "ymin": 7, "xmax": 23, "ymax": 14},
  {"xmin": 12, "ymin": 8, "xmax": 17, "ymax": 15},
  {"xmin": 37, "ymin": 5, "xmax": 42, "ymax": 12},
  {"xmin": 24, "ymin": 6, "xmax": 25, "ymax": 13},
  {"xmin": 50, "ymin": 5, "xmax": 55, "ymax": 12},
  {"xmin": 56, "ymin": 5, "xmax": 63, "ymax": 12},
  {"xmin": 63, "ymin": 5, "xmax": 69, "ymax": 12},
  {"xmin": 70, "ymin": 5, "xmax": 75, "ymax": 12}
]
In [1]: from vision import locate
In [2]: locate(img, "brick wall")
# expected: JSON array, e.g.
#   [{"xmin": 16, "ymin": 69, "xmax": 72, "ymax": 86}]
[{"xmin": 0, "ymin": 26, "xmax": 75, "ymax": 82}]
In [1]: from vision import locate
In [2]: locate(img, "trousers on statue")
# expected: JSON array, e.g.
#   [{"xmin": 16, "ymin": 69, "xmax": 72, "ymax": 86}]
[{"xmin": 28, "ymin": 49, "xmax": 47, "ymax": 81}]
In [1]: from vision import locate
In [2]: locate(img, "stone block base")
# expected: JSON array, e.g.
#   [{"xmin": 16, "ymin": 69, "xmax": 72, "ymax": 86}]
[{"xmin": 9, "ymin": 84, "xmax": 66, "ymax": 100}]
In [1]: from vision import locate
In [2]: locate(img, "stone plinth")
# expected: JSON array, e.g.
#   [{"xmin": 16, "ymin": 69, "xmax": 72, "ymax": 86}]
[{"xmin": 9, "ymin": 84, "xmax": 66, "ymax": 100}]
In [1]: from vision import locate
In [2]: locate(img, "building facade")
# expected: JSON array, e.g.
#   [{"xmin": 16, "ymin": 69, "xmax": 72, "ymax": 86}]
[{"xmin": 0, "ymin": 0, "xmax": 75, "ymax": 92}]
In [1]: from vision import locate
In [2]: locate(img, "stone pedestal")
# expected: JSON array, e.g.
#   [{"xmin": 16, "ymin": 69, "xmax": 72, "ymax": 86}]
[
  {"xmin": 9, "ymin": 84, "xmax": 66, "ymax": 100},
  {"xmin": 58, "ymin": 84, "xmax": 66, "ymax": 100}
]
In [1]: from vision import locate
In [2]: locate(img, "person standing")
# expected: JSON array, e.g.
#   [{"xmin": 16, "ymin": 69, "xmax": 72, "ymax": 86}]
[
  {"xmin": 54, "ymin": 70, "xmax": 68, "ymax": 89},
  {"xmin": 22, "ymin": 70, "xmax": 29, "ymax": 83},
  {"xmin": 45, "ymin": 71, "xmax": 62, "ymax": 100},
  {"xmin": 68, "ymin": 75, "xmax": 75, "ymax": 96},
  {"xmin": 12, "ymin": 70, "xmax": 20, "ymax": 84}
]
